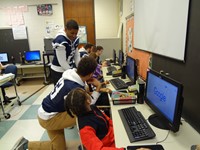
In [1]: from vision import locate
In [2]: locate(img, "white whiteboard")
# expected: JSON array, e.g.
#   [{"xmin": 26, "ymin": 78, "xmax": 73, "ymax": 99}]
[{"xmin": 134, "ymin": 0, "xmax": 190, "ymax": 61}]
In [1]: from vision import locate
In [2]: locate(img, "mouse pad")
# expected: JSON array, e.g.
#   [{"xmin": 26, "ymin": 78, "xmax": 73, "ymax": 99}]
[{"xmin": 127, "ymin": 144, "xmax": 164, "ymax": 150}]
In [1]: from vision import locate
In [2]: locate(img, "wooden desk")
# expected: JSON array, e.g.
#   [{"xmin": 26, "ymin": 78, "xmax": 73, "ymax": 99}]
[
  {"xmin": 0, "ymin": 73, "xmax": 20, "ymax": 120},
  {"xmin": 102, "ymin": 66, "xmax": 200, "ymax": 150}
]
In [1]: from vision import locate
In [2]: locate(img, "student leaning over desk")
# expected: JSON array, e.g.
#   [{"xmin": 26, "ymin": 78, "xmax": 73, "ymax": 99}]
[{"xmin": 12, "ymin": 57, "xmax": 106, "ymax": 150}]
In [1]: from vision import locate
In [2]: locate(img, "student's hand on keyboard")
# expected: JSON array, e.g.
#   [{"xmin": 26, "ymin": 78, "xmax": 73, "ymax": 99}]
[
  {"xmin": 87, "ymin": 78, "xmax": 101, "ymax": 92},
  {"xmin": 100, "ymin": 88, "xmax": 112, "ymax": 93}
]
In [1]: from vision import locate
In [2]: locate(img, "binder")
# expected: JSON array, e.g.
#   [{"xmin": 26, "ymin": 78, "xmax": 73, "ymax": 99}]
[{"xmin": 111, "ymin": 90, "xmax": 137, "ymax": 105}]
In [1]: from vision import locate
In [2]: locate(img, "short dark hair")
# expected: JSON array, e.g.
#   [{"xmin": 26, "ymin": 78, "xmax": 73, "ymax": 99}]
[
  {"xmin": 96, "ymin": 46, "xmax": 103, "ymax": 51},
  {"xmin": 65, "ymin": 19, "xmax": 79, "ymax": 30},
  {"xmin": 84, "ymin": 43, "xmax": 93, "ymax": 50},
  {"xmin": 64, "ymin": 88, "xmax": 88, "ymax": 117},
  {"xmin": 77, "ymin": 56, "xmax": 97, "ymax": 76}
]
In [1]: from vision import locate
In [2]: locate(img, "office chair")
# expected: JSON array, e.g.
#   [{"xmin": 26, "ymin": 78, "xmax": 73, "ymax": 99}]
[
  {"xmin": 0, "ymin": 65, "xmax": 19, "ymax": 105},
  {"xmin": 76, "ymin": 118, "xmax": 86, "ymax": 150}
]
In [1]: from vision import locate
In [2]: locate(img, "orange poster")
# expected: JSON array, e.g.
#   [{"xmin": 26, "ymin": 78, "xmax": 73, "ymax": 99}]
[{"xmin": 126, "ymin": 14, "xmax": 151, "ymax": 80}]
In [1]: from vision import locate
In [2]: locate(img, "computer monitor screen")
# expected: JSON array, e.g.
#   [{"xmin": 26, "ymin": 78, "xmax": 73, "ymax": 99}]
[
  {"xmin": 126, "ymin": 56, "xmax": 137, "ymax": 84},
  {"xmin": 113, "ymin": 49, "xmax": 117, "ymax": 64},
  {"xmin": 0, "ymin": 52, "xmax": 9, "ymax": 63},
  {"xmin": 24, "ymin": 50, "xmax": 41, "ymax": 62},
  {"xmin": 118, "ymin": 50, "xmax": 124, "ymax": 67},
  {"xmin": 145, "ymin": 69, "xmax": 184, "ymax": 132}
]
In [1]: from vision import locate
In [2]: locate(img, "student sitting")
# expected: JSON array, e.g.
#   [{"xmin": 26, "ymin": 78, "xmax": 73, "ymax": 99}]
[
  {"xmin": 79, "ymin": 43, "xmax": 94, "ymax": 58},
  {"xmin": 12, "ymin": 57, "xmax": 103, "ymax": 150},
  {"xmin": 64, "ymin": 87, "xmax": 125, "ymax": 150}
]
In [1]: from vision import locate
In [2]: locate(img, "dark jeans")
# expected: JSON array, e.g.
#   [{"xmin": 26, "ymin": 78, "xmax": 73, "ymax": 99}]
[{"xmin": 50, "ymin": 69, "xmax": 63, "ymax": 85}]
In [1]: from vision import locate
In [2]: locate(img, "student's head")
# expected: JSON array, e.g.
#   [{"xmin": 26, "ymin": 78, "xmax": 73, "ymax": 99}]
[
  {"xmin": 84, "ymin": 43, "xmax": 94, "ymax": 53},
  {"xmin": 65, "ymin": 19, "xmax": 79, "ymax": 41},
  {"xmin": 64, "ymin": 88, "xmax": 91, "ymax": 117},
  {"xmin": 95, "ymin": 46, "xmax": 104, "ymax": 56},
  {"xmin": 77, "ymin": 56, "xmax": 97, "ymax": 79}
]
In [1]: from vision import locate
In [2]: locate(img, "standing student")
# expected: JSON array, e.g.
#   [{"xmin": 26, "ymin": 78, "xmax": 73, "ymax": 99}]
[
  {"xmin": 79, "ymin": 43, "xmax": 94, "ymax": 58},
  {"xmin": 50, "ymin": 19, "xmax": 80, "ymax": 85},
  {"xmin": 64, "ymin": 87, "xmax": 125, "ymax": 150},
  {"xmin": 12, "ymin": 57, "xmax": 103, "ymax": 150}
]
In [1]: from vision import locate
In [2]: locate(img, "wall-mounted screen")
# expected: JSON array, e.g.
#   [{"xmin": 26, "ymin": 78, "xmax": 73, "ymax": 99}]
[{"xmin": 134, "ymin": 0, "xmax": 190, "ymax": 61}]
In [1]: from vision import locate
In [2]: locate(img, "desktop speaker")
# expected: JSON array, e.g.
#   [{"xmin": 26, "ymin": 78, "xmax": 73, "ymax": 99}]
[
  {"xmin": 121, "ymin": 65, "xmax": 126, "ymax": 79},
  {"xmin": 137, "ymin": 78, "xmax": 145, "ymax": 104}
]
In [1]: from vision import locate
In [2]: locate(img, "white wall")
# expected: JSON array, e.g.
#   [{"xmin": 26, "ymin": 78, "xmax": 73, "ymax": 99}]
[
  {"xmin": 94, "ymin": 0, "xmax": 121, "ymax": 60},
  {"xmin": 94, "ymin": 0, "xmax": 119, "ymax": 38},
  {"xmin": 0, "ymin": 0, "xmax": 131, "ymax": 61},
  {"xmin": 0, "ymin": 0, "xmax": 64, "ymax": 55}
]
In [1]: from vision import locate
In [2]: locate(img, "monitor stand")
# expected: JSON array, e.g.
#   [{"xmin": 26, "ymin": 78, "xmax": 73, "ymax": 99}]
[{"xmin": 148, "ymin": 114, "xmax": 169, "ymax": 130}]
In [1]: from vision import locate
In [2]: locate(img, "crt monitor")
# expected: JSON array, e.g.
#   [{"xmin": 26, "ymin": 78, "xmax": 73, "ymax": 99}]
[
  {"xmin": 0, "ymin": 52, "xmax": 9, "ymax": 63},
  {"xmin": 118, "ymin": 50, "xmax": 124, "ymax": 67},
  {"xmin": 24, "ymin": 50, "xmax": 41, "ymax": 62},
  {"xmin": 126, "ymin": 56, "xmax": 137, "ymax": 84},
  {"xmin": 145, "ymin": 69, "xmax": 184, "ymax": 132}
]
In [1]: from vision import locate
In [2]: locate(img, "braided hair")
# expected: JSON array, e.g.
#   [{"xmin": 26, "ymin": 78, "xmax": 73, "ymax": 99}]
[{"xmin": 64, "ymin": 88, "xmax": 88, "ymax": 117}]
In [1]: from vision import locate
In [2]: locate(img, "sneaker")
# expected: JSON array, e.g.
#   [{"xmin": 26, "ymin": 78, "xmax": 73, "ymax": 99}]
[{"xmin": 11, "ymin": 136, "xmax": 28, "ymax": 150}]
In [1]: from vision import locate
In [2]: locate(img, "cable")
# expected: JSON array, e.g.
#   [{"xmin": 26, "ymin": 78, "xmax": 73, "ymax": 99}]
[{"xmin": 156, "ymin": 130, "xmax": 171, "ymax": 144}]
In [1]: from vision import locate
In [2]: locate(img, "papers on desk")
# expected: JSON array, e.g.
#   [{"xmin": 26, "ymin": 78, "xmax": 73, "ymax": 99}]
[
  {"xmin": 0, "ymin": 73, "xmax": 14, "ymax": 80},
  {"xmin": 0, "ymin": 73, "xmax": 14, "ymax": 85},
  {"xmin": 111, "ymin": 90, "xmax": 137, "ymax": 105}
]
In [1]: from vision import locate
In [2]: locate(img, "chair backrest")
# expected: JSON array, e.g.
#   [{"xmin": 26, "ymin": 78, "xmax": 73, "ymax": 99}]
[{"xmin": 4, "ymin": 65, "xmax": 17, "ymax": 78}]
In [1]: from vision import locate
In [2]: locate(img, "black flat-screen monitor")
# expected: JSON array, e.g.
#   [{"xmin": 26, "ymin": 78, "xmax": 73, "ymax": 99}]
[
  {"xmin": 0, "ymin": 52, "xmax": 9, "ymax": 63},
  {"xmin": 126, "ymin": 56, "xmax": 137, "ymax": 84},
  {"xmin": 145, "ymin": 69, "xmax": 184, "ymax": 132},
  {"xmin": 24, "ymin": 50, "xmax": 41, "ymax": 62},
  {"xmin": 112, "ymin": 49, "xmax": 117, "ymax": 64},
  {"xmin": 118, "ymin": 50, "xmax": 124, "ymax": 67}
]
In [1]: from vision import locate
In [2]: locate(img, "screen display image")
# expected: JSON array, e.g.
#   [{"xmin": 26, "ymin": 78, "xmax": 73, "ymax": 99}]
[
  {"xmin": 24, "ymin": 50, "xmax": 41, "ymax": 62},
  {"xmin": 146, "ymin": 73, "xmax": 178, "ymax": 122},
  {"xmin": 145, "ymin": 69, "xmax": 183, "ymax": 132},
  {"xmin": 126, "ymin": 56, "xmax": 137, "ymax": 84},
  {"xmin": 0, "ymin": 53, "xmax": 9, "ymax": 63}
]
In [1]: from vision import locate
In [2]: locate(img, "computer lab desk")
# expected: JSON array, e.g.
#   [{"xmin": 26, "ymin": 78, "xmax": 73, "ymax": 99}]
[{"xmin": 102, "ymin": 66, "xmax": 200, "ymax": 150}]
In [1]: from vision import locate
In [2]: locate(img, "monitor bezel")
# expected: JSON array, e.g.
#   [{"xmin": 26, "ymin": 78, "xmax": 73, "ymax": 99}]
[
  {"xmin": 126, "ymin": 56, "xmax": 137, "ymax": 84},
  {"xmin": 145, "ymin": 69, "xmax": 184, "ymax": 132},
  {"xmin": 24, "ymin": 50, "xmax": 41, "ymax": 62},
  {"xmin": 113, "ymin": 49, "xmax": 117, "ymax": 64},
  {"xmin": 0, "ymin": 52, "xmax": 9, "ymax": 63},
  {"xmin": 118, "ymin": 50, "xmax": 124, "ymax": 67}
]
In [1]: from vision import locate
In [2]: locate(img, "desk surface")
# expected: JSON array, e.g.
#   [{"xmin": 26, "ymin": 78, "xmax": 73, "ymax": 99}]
[{"xmin": 102, "ymin": 66, "xmax": 200, "ymax": 150}]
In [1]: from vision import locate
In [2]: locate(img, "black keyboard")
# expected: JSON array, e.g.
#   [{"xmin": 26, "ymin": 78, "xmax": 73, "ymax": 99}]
[
  {"xmin": 118, "ymin": 106, "xmax": 156, "ymax": 142},
  {"xmin": 109, "ymin": 78, "xmax": 128, "ymax": 90},
  {"xmin": 107, "ymin": 66, "xmax": 117, "ymax": 73},
  {"xmin": 127, "ymin": 144, "xmax": 164, "ymax": 150}
]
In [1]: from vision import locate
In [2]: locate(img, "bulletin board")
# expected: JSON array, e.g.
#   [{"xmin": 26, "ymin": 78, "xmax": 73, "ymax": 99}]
[
  {"xmin": 126, "ymin": 14, "xmax": 151, "ymax": 80},
  {"xmin": 0, "ymin": 28, "xmax": 30, "ymax": 63}
]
